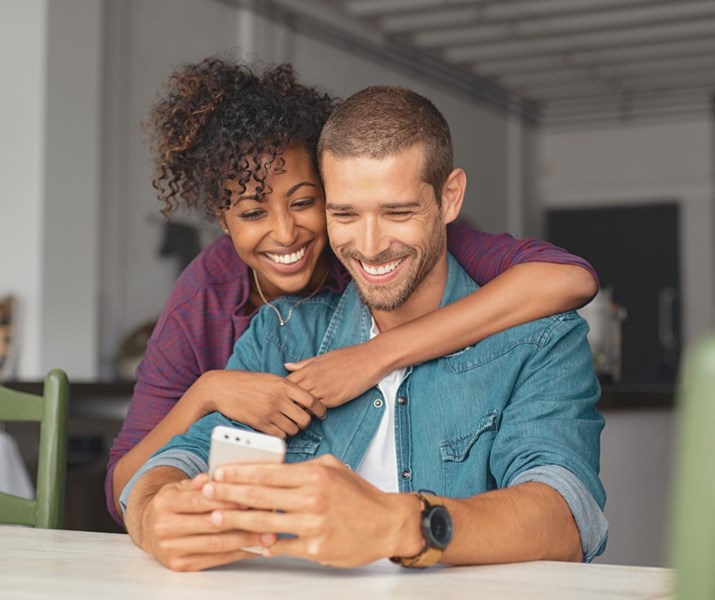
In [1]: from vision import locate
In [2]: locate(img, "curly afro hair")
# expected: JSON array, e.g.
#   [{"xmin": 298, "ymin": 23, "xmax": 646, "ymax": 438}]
[{"xmin": 145, "ymin": 57, "xmax": 338, "ymax": 219}]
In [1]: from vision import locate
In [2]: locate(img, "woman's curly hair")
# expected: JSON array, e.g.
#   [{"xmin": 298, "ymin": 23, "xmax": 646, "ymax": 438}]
[{"xmin": 146, "ymin": 57, "xmax": 338, "ymax": 218}]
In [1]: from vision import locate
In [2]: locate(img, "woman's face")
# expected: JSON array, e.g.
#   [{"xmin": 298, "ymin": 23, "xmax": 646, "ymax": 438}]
[{"xmin": 221, "ymin": 146, "xmax": 328, "ymax": 301}]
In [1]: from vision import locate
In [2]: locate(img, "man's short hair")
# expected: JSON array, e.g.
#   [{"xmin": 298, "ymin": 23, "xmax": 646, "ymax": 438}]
[{"xmin": 318, "ymin": 85, "xmax": 453, "ymax": 205}]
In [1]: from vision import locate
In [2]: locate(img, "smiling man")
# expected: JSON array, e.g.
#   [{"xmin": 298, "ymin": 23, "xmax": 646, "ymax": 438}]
[{"xmin": 122, "ymin": 85, "xmax": 607, "ymax": 572}]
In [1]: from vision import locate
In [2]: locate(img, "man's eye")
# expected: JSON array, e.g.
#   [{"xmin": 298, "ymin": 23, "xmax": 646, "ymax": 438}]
[
  {"xmin": 330, "ymin": 212, "xmax": 355, "ymax": 219},
  {"xmin": 388, "ymin": 211, "xmax": 412, "ymax": 218}
]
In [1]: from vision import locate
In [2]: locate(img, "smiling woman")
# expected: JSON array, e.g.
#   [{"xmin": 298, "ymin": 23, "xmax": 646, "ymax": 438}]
[
  {"xmin": 220, "ymin": 146, "xmax": 329, "ymax": 304},
  {"xmin": 105, "ymin": 56, "xmax": 600, "ymax": 528}
]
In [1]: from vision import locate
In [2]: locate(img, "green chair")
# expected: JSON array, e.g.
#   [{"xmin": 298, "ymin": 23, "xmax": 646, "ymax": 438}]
[
  {"xmin": 671, "ymin": 336, "xmax": 715, "ymax": 599},
  {"xmin": 0, "ymin": 369, "xmax": 69, "ymax": 528}
]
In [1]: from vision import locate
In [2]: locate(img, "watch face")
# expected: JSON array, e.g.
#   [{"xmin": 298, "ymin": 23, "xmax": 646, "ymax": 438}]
[{"xmin": 425, "ymin": 506, "xmax": 453, "ymax": 549}]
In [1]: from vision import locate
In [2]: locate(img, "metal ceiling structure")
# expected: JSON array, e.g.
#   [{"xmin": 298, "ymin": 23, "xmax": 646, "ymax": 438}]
[{"xmin": 320, "ymin": 0, "xmax": 715, "ymax": 126}]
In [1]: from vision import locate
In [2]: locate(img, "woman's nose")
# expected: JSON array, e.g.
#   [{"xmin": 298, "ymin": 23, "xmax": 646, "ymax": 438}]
[{"xmin": 270, "ymin": 211, "xmax": 298, "ymax": 245}]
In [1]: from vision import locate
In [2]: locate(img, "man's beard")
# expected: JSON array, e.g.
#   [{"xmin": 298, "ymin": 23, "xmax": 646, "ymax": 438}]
[{"xmin": 340, "ymin": 222, "xmax": 445, "ymax": 312}]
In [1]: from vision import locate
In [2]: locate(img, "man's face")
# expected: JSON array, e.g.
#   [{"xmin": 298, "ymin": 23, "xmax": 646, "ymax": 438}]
[{"xmin": 323, "ymin": 145, "xmax": 447, "ymax": 313}]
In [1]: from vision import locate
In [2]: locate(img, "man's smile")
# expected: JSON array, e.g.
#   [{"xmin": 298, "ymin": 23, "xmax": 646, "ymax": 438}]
[{"xmin": 359, "ymin": 257, "xmax": 404, "ymax": 276}]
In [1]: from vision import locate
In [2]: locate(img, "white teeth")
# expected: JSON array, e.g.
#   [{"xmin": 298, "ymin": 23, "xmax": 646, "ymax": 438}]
[
  {"xmin": 266, "ymin": 245, "xmax": 306, "ymax": 265},
  {"xmin": 360, "ymin": 258, "xmax": 402, "ymax": 276}
]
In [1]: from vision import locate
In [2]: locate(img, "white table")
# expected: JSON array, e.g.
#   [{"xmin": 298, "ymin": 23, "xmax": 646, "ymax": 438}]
[{"xmin": 0, "ymin": 526, "xmax": 674, "ymax": 599}]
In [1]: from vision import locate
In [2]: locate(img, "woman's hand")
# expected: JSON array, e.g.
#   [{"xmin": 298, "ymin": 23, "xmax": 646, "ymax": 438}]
[
  {"xmin": 194, "ymin": 370, "xmax": 326, "ymax": 438},
  {"xmin": 285, "ymin": 340, "xmax": 388, "ymax": 408}
]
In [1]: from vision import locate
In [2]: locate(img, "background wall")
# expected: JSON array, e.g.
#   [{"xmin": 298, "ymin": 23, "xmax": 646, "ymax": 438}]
[{"xmin": 1, "ymin": 0, "xmax": 103, "ymax": 380}]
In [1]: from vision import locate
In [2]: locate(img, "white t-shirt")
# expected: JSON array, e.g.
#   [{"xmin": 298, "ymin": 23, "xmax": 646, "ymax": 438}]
[{"xmin": 355, "ymin": 318, "xmax": 406, "ymax": 493}]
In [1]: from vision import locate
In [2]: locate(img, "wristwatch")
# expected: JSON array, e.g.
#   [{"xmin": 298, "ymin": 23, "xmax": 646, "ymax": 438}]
[{"xmin": 390, "ymin": 491, "xmax": 453, "ymax": 568}]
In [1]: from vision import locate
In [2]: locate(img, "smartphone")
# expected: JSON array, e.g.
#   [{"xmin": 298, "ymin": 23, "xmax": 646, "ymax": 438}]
[
  {"xmin": 208, "ymin": 426, "xmax": 286, "ymax": 555},
  {"xmin": 208, "ymin": 426, "xmax": 286, "ymax": 478}
]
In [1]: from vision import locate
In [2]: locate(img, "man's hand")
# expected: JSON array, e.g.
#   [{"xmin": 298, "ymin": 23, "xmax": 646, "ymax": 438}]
[
  {"xmin": 202, "ymin": 455, "xmax": 423, "ymax": 567},
  {"xmin": 126, "ymin": 468, "xmax": 276, "ymax": 572}
]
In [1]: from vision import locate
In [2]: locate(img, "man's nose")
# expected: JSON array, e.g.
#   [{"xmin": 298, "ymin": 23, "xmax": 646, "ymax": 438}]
[{"xmin": 356, "ymin": 217, "xmax": 389, "ymax": 260}]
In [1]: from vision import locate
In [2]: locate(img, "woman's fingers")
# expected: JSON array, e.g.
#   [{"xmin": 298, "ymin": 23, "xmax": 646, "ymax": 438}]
[{"xmin": 285, "ymin": 381, "xmax": 326, "ymax": 419}]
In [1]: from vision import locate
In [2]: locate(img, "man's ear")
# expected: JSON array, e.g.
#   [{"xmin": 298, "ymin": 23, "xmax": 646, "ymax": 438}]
[{"xmin": 440, "ymin": 168, "xmax": 466, "ymax": 225}]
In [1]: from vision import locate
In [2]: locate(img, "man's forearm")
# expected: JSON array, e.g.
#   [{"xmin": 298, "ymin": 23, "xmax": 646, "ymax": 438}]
[
  {"xmin": 125, "ymin": 466, "xmax": 189, "ymax": 548},
  {"xmin": 438, "ymin": 482, "xmax": 582, "ymax": 565}
]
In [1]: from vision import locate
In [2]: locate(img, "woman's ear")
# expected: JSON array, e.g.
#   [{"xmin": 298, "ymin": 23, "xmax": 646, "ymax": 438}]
[
  {"xmin": 440, "ymin": 168, "xmax": 466, "ymax": 225},
  {"xmin": 217, "ymin": 211, "xmax": 230, "ymax": 235}
]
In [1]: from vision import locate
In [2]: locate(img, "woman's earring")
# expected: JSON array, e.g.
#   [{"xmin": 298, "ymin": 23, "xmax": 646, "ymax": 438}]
[{"xmin": 221, "ymin": 225, "xmax": 229, "ymax": 235}]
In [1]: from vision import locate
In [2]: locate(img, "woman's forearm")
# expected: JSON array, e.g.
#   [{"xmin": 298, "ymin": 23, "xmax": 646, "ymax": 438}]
[
  {"xmin": 111, "ymin": 373, "xmax": 218, "ymax": 519},
  {"xmin": 373, "ymin": 262, "xmax": 597, "ymax": 374}
]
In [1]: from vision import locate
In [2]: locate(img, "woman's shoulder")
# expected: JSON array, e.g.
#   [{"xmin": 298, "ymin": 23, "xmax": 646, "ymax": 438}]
[{"xmin": 167, "ymin": 235, "xmax": 249, "ymax": 311}]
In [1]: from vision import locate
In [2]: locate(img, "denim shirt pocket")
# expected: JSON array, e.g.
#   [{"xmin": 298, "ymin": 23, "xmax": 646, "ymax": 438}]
[
  {"xmin": 439, "ymin": 409, "xmax": 500, "ymax": 496},
  {"xmin": 285, "ymin": 428, "xmax": 323, "ymax": 463}
]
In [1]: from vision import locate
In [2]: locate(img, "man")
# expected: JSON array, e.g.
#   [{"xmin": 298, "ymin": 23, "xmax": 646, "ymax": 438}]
[{"xmin": 122, "ymin": 86, "xmax": 607, "ymax": 572}]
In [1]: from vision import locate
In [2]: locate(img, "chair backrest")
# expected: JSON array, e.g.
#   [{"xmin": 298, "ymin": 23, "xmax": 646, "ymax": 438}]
[
  {"xmin": 0, "ymin": 369, "xmax": 69, "ymax": 528},
  {"xmin": 671, "ymin": 336, "xmax": 715, "ymax": 599}
]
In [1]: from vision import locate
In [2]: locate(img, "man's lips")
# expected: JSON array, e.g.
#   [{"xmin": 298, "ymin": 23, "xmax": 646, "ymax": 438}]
[
  {"xmin": 359, "ymin": 257, "xmax": 403, "ymax": 276},
  {"xmin": 353, "ymin": 256, "xmax": 407, "ymax": 283}
]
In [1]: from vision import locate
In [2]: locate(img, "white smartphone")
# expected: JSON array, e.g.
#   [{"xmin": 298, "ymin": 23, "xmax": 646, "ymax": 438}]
[
  {"xmin": 208, "ymin": 426, "xmax": 286, "ymax": 555},
  {"xmin": 208, "ymin": 426, "xmax": 286, "ymax": 478}
]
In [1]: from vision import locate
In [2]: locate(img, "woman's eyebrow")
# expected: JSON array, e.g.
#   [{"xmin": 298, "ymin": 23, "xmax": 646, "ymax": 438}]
[
  {"xmin": 286, "ymin": 181, "xmax": 318, "ymax": 196},
  {"xmin": 235, "ymin": 194, "xmax": 261, "ymax": 203}
]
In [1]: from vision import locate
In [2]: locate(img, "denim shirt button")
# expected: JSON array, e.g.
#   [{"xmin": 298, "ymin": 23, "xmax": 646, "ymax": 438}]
[
  {"xmin": 397, "ymin": 395, "xmax": 408, "ymax": 406},
  {"xmin": 373, "ymin": 398, "xmax": 384, "ymax": 408},
  {"xmin": 401, "ymin": 468, "xmax": 412, "ymax": 479}
]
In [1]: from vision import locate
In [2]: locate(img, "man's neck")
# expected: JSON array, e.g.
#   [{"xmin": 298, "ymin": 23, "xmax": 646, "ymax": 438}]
[{"xmin": 370, "ymin": 254, "xmax": 448, "ymax": 333}]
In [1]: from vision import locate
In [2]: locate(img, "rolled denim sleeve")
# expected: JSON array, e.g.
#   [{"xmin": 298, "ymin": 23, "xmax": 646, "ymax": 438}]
[
  {"xmin": 119, "ymin": 449, "xmax": 208, "ymax": 519},
  {"xmin": 118, "ymin": 410, "xmax": 235, "ymax": 519},
  {"xmin": 489, "ymin": 312, "xmax": 608, "ymax": 559},
  {"xmin": 510, "ymin": 465, "xmax": 609, "ymax": 562}
]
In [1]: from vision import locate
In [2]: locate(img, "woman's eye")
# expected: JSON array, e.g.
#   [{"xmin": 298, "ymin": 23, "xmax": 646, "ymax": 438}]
[
  {"xmin": 291, "ymin": 198, "xmax": 316, "ymax": 210},
  {"xmin": 240, "ymin": 210, "xmax": 266, "ymax": 221}
]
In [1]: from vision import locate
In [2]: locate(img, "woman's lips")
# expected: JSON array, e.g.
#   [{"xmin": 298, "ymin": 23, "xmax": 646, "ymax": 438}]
[{"xmin": 260, "ymin": 242, "xmax": 313, "ymax": 275}]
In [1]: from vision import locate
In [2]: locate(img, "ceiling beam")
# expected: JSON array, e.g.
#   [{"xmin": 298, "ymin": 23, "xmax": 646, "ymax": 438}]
[
  {"xmin": 444, "ymin": 20, "xmax": 715, "ymax": 63},
  {"xmin": 413, "ymin": 0, "xmax": 715, "ymax": 48},
  {"xmin": 474, "ymin": 37, "xmax": 715, "ymax": 77},
  {"xmin": 378, "ymin": 0, "xmax": 700, "ymax": 33}
]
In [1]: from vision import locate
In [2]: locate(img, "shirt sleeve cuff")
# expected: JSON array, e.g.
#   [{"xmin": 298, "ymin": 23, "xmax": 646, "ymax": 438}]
[
  {"xmin": 118, "ymin": 449, "xmax": 208, "ymax": 520},
  {"xmin": 510, "ymin": 464, "xmax": 609, "ymax": 562}
]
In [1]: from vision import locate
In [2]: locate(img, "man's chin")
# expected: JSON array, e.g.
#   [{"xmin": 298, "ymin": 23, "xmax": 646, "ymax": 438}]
[{"xmin": 353, "ymin": 281, "xmax": 409, "ymax": 312}]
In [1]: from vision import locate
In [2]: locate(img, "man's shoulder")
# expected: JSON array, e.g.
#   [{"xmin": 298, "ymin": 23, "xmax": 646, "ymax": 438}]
[
  {"xmin": 447, "ymin": 309, "xmax": 589, "ymax": 369},
  {"xmin": 494, "ymin": 309, "xmax": 586, "ymax": 347}
]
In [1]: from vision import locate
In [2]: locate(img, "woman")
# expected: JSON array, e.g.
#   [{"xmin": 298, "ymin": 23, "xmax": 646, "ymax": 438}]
[{"xmin": 107, "ymin": 58, "xmax": 598, "ymax": 524}]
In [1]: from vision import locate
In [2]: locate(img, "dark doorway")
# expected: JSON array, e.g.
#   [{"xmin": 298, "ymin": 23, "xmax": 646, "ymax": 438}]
[{"xmin": 547, "ymin": 202, "xmax": 681, "ymax": 385}]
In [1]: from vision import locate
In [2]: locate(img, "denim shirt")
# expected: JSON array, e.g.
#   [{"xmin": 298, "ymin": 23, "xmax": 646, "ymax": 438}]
[{"xmin": 121, "ymin": 254, "xmax": 608, "ymax": 561}]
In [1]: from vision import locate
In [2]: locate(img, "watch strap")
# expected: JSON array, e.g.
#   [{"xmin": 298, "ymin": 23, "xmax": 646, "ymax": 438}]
[{"xmin": 391, "ymin": 492, "xmax": 446, "ymax": 569}]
